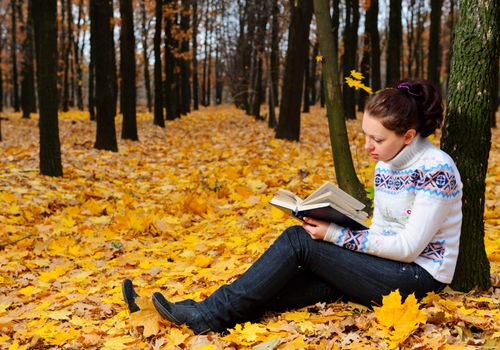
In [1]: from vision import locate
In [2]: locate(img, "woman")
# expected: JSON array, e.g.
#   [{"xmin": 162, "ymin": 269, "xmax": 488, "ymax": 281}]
[{"xmin": 122, "ymin": 79, "xmax": 462, "ymax": 334}]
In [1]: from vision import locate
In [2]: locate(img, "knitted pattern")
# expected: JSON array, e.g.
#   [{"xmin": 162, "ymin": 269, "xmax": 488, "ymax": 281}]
[{"xmin": 325, "ymin": 136, "xmax": 463, "ymax": 283}]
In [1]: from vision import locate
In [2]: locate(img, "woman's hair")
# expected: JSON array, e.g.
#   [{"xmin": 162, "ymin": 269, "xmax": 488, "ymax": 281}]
[{"xmin": 364, "ymin": 79, "xmax": 443, "ymax": 137}]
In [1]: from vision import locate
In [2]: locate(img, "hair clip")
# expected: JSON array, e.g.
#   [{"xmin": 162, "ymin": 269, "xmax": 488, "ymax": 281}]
[{"xmin": 397, "ymin": 82, "xmax": 422, "ymax": 97}]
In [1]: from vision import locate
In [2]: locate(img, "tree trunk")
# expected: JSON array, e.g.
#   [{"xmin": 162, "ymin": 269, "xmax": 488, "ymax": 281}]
[
  {"xmin": 192, "ymin": 0, "xmax": 199, "ymax": 110},
  {"xmin": 341, "ymin": 0, "xmax": 359, "ymax": 119},
  {"xmin": 119, "ymin": 0, "xmax": 138, "ymax": 140},
  {"xmin": 21, "ymin": 0, "xmax": 37, "ymax": 119},
  {"xmin": 153, "ymin": 0, "xmax": 164, "ymax": 127},
  {"xmin": 74, "ymin": 0, "xmax": 84, "ymax": 110},
  {"xmin": 427, "ymin": 0, "xmax": 443, "ymax": 85},
  {"xmin": 311, "ymin": 40, "xmax": 319, "ymax": 104},
  {"xmin": 367, "ymin": 0, "xmax": 380, "ymax": 91},
  {"xmin": 179, "ymin": 0, "xmax": 191, "ymax": 114},
  {"xmin": 140, "ymin": 0, "xmax": 152, "ymax": 112},
  {"xmin": 270, "ymin": 0, "xmax": 280, "ymax": 106},
  {"xmin": 11, "ymin": 0, "xmax": 20, "ymax": 112},
  {"xmin": 88, "ymin": 48, "xmax": 96, "ymax": 120},
  {"xmin": 32, "ymin": 0, "xmax": 62, "ymax": 176},
  {"xmin": 302, "ymin": 41, "xmax": 311, "ymax": 113},
  {"xmin": 90, "ymin": 0, "xmax": 118, "ymax": 151},
  {"xmin": 62, "ymin": 0, "xmax": 72, "ymax": 112},
  {"xmin": 164, "ymin": 0, "xmax": 178, "ymax": 120},
  {"xmin": 0, "ymin": 42, "xmax": 3, "ymax": 113},
  {"xmin": 275, "ymin": 0, "xmax": 313, "ymax": 141},
  {"xmin": 386, "ymin": 0, "xmax": 402, "ymax": 85},
  {"xmin": 440, "ymin": 0, "xmax": 498, "ymax": 292},
  {"xmin": 313, "ymin": 0, "xmax": 371, "ymax": 209}
]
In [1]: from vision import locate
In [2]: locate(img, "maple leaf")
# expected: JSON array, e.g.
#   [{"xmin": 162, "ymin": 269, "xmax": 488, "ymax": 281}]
[
  {"xmin": 350, "ymin": 70, "xmax": 364, "ymax": 80},
  {"xmin": 374, "ymin": 290, "xmax": 427, "ymax": 349},
  {"xmin": 129, "ymin": 296, "xmax": 162, "ymax": 337}
]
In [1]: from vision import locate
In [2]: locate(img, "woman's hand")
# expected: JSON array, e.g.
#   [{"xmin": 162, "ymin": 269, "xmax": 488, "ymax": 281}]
[{"xmin": 302, "ymin": 217, "xmax": 330, "ymax": 240}]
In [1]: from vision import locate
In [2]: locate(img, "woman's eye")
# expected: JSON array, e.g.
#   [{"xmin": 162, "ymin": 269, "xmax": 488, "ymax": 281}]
[{"xmin": 373, "ymin": 138, "xmax": 383, "ymax": 143}]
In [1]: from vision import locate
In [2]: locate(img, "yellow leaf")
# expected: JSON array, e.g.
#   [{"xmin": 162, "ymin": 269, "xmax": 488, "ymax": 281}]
[
  {"xmin": 167, "ymin": 327, "xmax": 190, "ymax": 346},
  {"xmin": 195, "ymin": 255, "xmax": 214, "ymax": 268},
  {"xmin": 350, "ymin": 70, "xmax": 364, "ymax": 80},
  {"xmin": 38, "ymin": 265, "xmax": 70, "ymax": 283},
  {"xmin": 129, "ymin": 296, "xmax": 162, "ymax": 337},
  {"xmin": 282, "ymin": 311, "xmax": 310, "ymax": 323},
  {"xmin": 101, "ymin": 335, "xmax": 138, "ymax": 350},
  {"xmin": 271, "ymin": 206, "xmax": 285, "ymax": 220},
  {"xmin": 8, "ymin": 342, "xmax": 27, "ymax": 350},
  {"xmin": 374, "ymin": 290, "xmax": 427, "ymax": 349},
  {"xmin": 315, "ymin": 55, "xmax": 324, "ymax": 62}
]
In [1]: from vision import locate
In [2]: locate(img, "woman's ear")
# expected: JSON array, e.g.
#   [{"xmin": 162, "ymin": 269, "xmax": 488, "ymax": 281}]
[{"xmin": 404, "ymin": 129, "xmax": 417, "ymax": 144}]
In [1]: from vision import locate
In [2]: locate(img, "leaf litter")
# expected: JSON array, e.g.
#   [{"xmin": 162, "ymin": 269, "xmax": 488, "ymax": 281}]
[{"xmin": 0, "ymin": 106, "xmax": 498, "ymax": 349}]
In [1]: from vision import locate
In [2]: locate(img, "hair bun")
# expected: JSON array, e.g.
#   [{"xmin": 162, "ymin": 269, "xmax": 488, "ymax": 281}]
[{"xmin": 398, "ymin": 79, "xmax": 443, "ymax": 137}]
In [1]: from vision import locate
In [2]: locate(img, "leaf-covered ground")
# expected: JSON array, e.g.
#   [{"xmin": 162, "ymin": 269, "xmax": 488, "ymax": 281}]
[{"xmin": 0, "ymin": 106, "xmax": 498, "ymax": 349}]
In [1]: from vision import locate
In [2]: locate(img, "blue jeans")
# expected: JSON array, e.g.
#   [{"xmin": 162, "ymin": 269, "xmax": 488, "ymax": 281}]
[{"xmin": 195, "ymin": 226, "xmax": 444, "ymax": 332}]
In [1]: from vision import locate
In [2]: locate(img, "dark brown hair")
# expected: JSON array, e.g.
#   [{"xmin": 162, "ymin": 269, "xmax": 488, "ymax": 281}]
[{"xmin": 364, "ymin": 79, "xmax": 443, "ymax": 137}]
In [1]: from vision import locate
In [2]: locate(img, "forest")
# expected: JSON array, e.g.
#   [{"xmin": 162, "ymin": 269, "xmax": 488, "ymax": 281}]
[{"xmin": 0, "ymin": 0, "xmax": 499, "ymax": 349}]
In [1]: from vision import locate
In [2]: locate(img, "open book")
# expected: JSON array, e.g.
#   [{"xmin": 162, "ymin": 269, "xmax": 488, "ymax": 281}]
[{"xmin": 270, "ymin": 182, "xmax": 369, "ymax": 230}]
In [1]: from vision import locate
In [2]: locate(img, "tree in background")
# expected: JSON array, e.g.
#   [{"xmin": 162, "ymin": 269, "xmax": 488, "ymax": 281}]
[
  {"xmin": 427, "ymin": 0, "xmax": 443, "ymax": 85},
  {"xmin": 32, "ymin": 0, "xmax": 62, "ymax": 176},
  {"xmin": 20, "ymin": 0, "xmax": 37, "ymax": 119},
  {"xmin": 90, "ymin": 0, "xmax": 118, "ymax": 151},
  {"xmin": 10, "ymin": 0, "xmax": 20, "ymax": 112},
  {"xmin": 153, "ymin": 0, "xmax": 164, "ymax": 127},
  {"xmin": 275, "ymin": 0, "xmax": 313, "ymax": 141},
  {"xmin": 120, "ymin": 0, "xmax": 138, "ymax": 141},
  {"xmin": 314, "ymin": 0, "xmax": 371, "ymax": 209},
  {"xmin": 164, "ymin": 0, "xmax": 178, "ymax": 120},
  {"xmin": 441, "ymin": 0, "xmax": 498, "ymax": 291},
  {"xmin": 386, "ymin": 0, "xmax": 402, "ymax": 85},
  {"xmin": 341, "ymin": 0, "xmax": 359, "ymax": 119},
  {"xmin": 140, "ymin": 0, "xmax": 153, "ymax": 113},
  {"xmin": 192, "ymin": 0, "xmax": 199, "ymax": 110}
]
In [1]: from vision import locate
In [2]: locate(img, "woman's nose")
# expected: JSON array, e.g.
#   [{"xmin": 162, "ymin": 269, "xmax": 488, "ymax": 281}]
[{"xmin": 364, "ymin": 137, "xmax": 373, "ymax": 151}]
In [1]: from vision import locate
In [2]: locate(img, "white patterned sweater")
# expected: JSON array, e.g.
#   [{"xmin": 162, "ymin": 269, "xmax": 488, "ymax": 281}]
[{"xmin": 325, "ymin": 135, "xmax": 463, "ymax": 283}]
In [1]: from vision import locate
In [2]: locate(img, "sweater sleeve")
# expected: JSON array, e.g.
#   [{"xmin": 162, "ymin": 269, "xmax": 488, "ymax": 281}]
[
  {"xmin": 324, "ymin": 193, "xmax": 454, "ymax": 262},
  {"xmin": 323, "ymin": 166, "xmax": 461, "ymax": 262}
]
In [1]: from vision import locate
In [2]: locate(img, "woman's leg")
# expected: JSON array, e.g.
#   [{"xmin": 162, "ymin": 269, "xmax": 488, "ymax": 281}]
[{"xmin": 154, "ymin": 225, "xmax": 444, "ymax": 332}]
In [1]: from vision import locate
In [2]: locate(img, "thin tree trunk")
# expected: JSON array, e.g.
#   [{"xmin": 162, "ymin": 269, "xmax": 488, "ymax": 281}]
[
  {"xmin": 386, "ymin": 0, "xmax": 402, "ymax": 85},
  {"xmin": 192, "ymin": 0, "xmax": 199, "ymax": 110},
  {"xmin": 21, "ymin": 0, "xmax": 37, "ymax": 119},
  {"xmin": 119, "ymin": 0, "xmax": 138, "ymax": 140},
  {"xmin": 153, "ymin": 0, "xmax": 164, "ymax": 126},
  {"xmin": 11, "ymin": 0, "xmax": 20, "ymax": 111},
  {"xmin": 270, "ymin": 0, "xmax": 279, "ymax": 106},
  {"xmin": 164, "ymin": 0, "xmax": 178, "ymax": 120},
  {"xmin": 74, "ymin": 0, "xmax": 84, "ymax": 110},
  {"xmin": 367, "ymin": 0, "xmax": 380, "ymax": 91},
  {"xmin": 140, "ymin": 0, "xmax": 152, "ymax": 112},
  {"xmin": 32, "ymin": 0, "xmax": 62, "ymax": 176},
  {"xmin": 179, "ymin": 0, "xmax": 191, "ymax": 114},
  {"xmin": 303, "ymin": 41, "xmax": 311, "ymax": 113},
  {"xmin": 341, "ymin": 0, "xmax": 359, "ymax": 119},
  {"xmin": 88, "ymin": 44, "xmax": 96, "ymax": 120},
  {"xmin": 275, "ymin": 0, "xmax": 313, "ymax": 141},
  {"xmin": 62, "ymin": 0, "xmax": 72, "ymax": 112},
  {"xmin": 311, "ymin": 40, "xmax": 319, "ymax": 104},
  {"xmin": 91, "ymin": 0, "xmax": 118, "ymax": 151},
  {"xmin": 441, "ymin": 0, "xmax": 498, "ymax": 292},
  {"xmin": 314, "ymin": 0, "xmax": 371, "ymax": 209},
  {"xmin": 427, "ymin": 0, "xmax": 443, "ymax": 85}
]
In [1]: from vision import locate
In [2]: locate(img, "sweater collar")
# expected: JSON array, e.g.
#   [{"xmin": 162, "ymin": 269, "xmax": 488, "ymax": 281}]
[{"xmin": 383, "ymin": 135, "xmax": 430, "ymax": 169}]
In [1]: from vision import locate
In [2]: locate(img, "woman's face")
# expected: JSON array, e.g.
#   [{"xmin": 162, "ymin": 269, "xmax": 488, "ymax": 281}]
[{"xmin": 361, "ymin": 113, "xmax": 416, "ymax": 162}]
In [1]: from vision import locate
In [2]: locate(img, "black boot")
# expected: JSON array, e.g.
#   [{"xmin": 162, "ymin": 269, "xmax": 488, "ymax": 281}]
[
  {"xmin": 122, "ymin": 279, "xmax": 140, "ymax": 313},
  {"xmin": 152, "ymin": 292, "xmax": 211, "ymax": 334}
]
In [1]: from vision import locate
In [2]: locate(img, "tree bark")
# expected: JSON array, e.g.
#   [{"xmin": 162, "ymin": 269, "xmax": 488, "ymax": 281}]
[
  {"xmin": 90, "ymin": 0, "xmax": 118, "ymax": 151},
  {"xmin": 341, "ymin": 0, "xmax": 359, "ymax": 119},
  {"xmin": 164, "ymin": 0, "xmax": 178, "ymax": 120},
  {"xmin": 192, "ymin": 0, "xmax": 199, "ymax": 110},
  {"xmin": 119, "ymin": 0, "xmax": 138, "ymax": 140},
  {"xmin": 140, "ymin": 0, "xmax": 153, "ymax": 112},
  {"xmin": 11, "ymin": 0, "xmax": 20, "ymax": 112},
  {"xmin": 302, "ymin": 41, "xmax": 311, "ymax": 113},
  {"xmin": 153, "ymin": 0, "xmax": 164, "ymax": 126},
  {"xmin": 275, "ymin": 0, "xmax": 313, "ymax": 141},
  {"xmin": 21, "ymin": 0, "xmax": 37, "ymax": 119},
  {"xmin": 270, "ymin": 0, "xmax": 280, "ymax": 106},
  {"xmin": 179, "ymin": 0, "xmax": 191, "ymax": 114},
  {"xmin": 313, "ymin": 0, "xmax": 371, "ymax": 209},
  {"xmin": 386, "ymin": 0, "xmax": 402, "ymax": 85},
  {"xmin": 32, "ymin": 0, "xmax": 62, "ymax": 176},
  {"xmin": 427, "ymin": 0, "xmax": 443, "ymax": 85},
  {"xmin": 74, "ymin": 0, "xmax": 84, "ymax": 110},
  {"xmin": 62, "ymin": 0, "xmax": 73, "ymax": 112},
  {"xmin": 366, "ymin": 0, "xmax": 380, "ymax": 91},
  {"xmin": 441, "ymin": 0, "xmax": 498, "ymax": 292}
]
